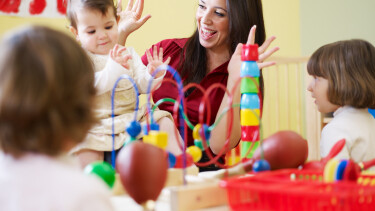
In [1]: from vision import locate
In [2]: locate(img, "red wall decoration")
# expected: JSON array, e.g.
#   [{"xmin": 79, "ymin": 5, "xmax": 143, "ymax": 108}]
[{"xmin": 0, "ymin": 0, "xmax": 66, "ymax": 16}]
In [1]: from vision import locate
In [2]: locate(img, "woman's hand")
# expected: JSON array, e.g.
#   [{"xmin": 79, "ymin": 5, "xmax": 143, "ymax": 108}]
[
  {"xmin": 117, "ymin": 0, "xmax": 151, "ymax": 45},
  {"xmin": 227, "ymin": 25, "xmax": 279, "ymax": 88},
  {"xmin": 110, "ymin": 44, "xmax": 132, "ymax": 69}
]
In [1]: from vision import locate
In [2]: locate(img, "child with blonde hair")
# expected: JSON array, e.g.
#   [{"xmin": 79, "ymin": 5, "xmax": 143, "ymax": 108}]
[
  {"xmin": 307, "ymin": 39, "xmax": 375, "ymax": 164},
  {"xmin": 0, "ymin": 25, "xmax": 114, "ymax": 211}
]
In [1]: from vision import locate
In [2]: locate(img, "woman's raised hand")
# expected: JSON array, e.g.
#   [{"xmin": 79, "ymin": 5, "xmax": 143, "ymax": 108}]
[
  {"xmin": 247, "ymin": 25, "xmax": 279, "ymax": 69},
  {"xmin": 227, "ymin": 25, "xmax": 279, "ymax": 83}
]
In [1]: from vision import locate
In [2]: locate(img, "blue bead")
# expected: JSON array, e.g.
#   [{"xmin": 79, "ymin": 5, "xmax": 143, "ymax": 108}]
[
  {"xmin": 240, "ymin": 61, "xmax": 260, "ymax": 77},
  {"xmin": 201, "ymin": 124, "xmax": 211, "ymax": 141},
  {"xmin": 168, "ymin": 151, "xmax": 176, "ymax": 168},
  {"xmin": 126, "ymin": 121, "xmax": 141, "ymax": 137},
  {"xmin": 253, "ymin": 159, "xmax": 271, "ymax": 172},
  {"xmin": 335, "ymin": 160, "xmax": 348, "ymax": 181},
  {"xmin": 241, "ymin": 93, "xmax": 260, "ymax": 109},
  {"xmin": 150, "ymin": 123, "xmax": 160, "ymax": 131},
  {"xmin": 142, "ymin": 123, "xmax": 160, "ymax": 135}
]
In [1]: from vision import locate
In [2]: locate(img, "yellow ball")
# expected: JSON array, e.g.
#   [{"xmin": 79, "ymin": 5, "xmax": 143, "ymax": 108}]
[
  {"xmin": 186, "ymin": 146, "xmax": 202, "ymax": 163},
  {"xmin": 192, "ymin": 124, "xmax": 202, "ymax": 140}
]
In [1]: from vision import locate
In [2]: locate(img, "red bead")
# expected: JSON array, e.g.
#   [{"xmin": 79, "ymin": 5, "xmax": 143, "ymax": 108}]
[
  {"xmin": 241, "ymin": 125, "xmax": 259, "ymax": 141},
  {"xmin": 241, "ymin": 44, "xmax": 259, "ymax": 61},
  {"xmin": 174, "ymin": 153, "xmax": 194, "ymax": 168}
]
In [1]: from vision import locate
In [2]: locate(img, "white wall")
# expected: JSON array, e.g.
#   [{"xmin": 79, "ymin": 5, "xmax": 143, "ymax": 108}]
[{"xmin": 300, "ymin": 0, "xmax": 375, "ymax": 56}]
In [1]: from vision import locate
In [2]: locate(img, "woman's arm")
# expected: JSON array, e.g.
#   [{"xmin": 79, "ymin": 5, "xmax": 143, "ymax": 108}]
[{"xmin": 210, "ymin": 26, "xmax": 279, "ymax": 154}]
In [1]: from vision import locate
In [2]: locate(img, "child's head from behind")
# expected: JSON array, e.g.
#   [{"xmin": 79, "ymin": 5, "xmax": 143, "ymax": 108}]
[
  {"xmin": 0, "ymin": 26, "xmax": 97, "ymax": 158},
  {"xmin": 67, "ymin": 0, "xmax": 118, "ymax": 55},
  {"xmin": 307, "ymin": 39, "xmax": 375, "ymax": 113}
]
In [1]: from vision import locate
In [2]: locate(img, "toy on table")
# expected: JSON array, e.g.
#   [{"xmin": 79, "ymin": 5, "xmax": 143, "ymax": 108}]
[
  {"xmin": 116, "ymin": 141, "xmax": 168, "ymax": 206},
  {"xmin": 302, "ymin": 138, "xmax": 346, "ymax": 170},
  {"xmin": 240, "ymin": 44, "xmax": 261, "ymax": 159},
  {"xmin": 104, "ymin": 45, "xmax": 310, "ymax": 208},
  {"xmin": 200, "ymin": 130, "xmax": 308, "ymax": 180},
  {"xmin": 302, "ymin": 138, "xmax": 375, "ymax": 182},
  {"xmin": 323, "ymin": 157, "xmax": 375, "ymax": 182},
  {"xmin": 84, "ymin": 161, "xmax": 116, "ymax": 188}
]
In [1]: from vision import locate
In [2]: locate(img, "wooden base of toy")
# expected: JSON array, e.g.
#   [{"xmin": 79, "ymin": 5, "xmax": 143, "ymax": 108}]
[
  {"xmin": 112, "ymin": 165, "xmax": 200, "ymax": 195},
  {"xmin": 168, "ymin": 181, "xmax": 228, "ymax": 211},
  {"xmin": 111, "ymin": 166, "xmax": 229, "ymax": 210},
  {"xmin": 112, "ymin": 180, "xmax": 228, "ymax": 211}
]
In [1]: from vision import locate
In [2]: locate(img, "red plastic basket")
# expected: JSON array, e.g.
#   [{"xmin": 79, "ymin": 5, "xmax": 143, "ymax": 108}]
[{"xmin": 220, "ymin": 169, "xmax": 375, "ymax": 211}]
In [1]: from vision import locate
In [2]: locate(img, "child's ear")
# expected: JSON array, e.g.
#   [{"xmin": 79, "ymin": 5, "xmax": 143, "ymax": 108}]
[
  {"xmin": 69, "ymin": 26, "xmax": 80, "ymax": 42},
  {"xmin": 116, "ymin": 16, "xmax": 120, "ymax": 23}
]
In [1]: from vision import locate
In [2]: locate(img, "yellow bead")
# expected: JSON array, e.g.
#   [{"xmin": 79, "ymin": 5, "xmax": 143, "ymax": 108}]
[
  {"xmin": 240, "ymin": 109, "xmax": 260, "ymax": 126},
  {"xmin": 324, "ymin": 159, "xmax": 339, "ymax": 182},
  {"xmin": 143, "ymin": 131, "xmax": 168, "ymax": 149},
  {"xmin": 192, "ymin": 124, "xmax": 202, "ymax": 140},
  {"xmin": 186, "ymin": 146, "xmax": 202, "ymax": 163}
]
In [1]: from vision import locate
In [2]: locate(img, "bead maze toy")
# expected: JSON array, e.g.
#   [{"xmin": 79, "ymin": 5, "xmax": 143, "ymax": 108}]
[
  {"xmin": 83, "ymin": 44, "xmax": 310, "ymax": 210},
  {"xmin": 84, "ymin": 44, "xmax": 375, "ymax": 210}
]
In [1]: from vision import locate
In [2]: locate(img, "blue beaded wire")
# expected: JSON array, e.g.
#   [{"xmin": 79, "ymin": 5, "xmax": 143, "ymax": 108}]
[{"xmin": 110, "ymin": 75, "xmax": 140, "ymax": 168}]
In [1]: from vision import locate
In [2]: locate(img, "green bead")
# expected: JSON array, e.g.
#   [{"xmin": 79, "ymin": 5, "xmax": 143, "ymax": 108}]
[
  {"xmin": 241, "ymin": 77, "xmax": 259, "ymax": 94},
  {"xmin": 84, "ymin": 161, "xmax": 116, "ymax": 188},
  {"xmin": 241, "ymin": 141, "xmax": 260, "ymax": 159},
  {"xmin": 124, "ymin": 136, "xmax": 137, "ymax": 146},
  {"xmin": 194, "ymin": 139, "xmax": 204, "ymax": 150}
]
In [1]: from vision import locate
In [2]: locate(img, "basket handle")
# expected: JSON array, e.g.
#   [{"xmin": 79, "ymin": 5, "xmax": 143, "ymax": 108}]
[{"xmin": 321, "ymin": 139, "xmax": 346, "ymax": 164}]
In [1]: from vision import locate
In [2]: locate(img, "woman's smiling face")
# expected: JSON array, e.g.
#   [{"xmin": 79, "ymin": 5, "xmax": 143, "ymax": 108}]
[{"xmin": 196, "ymin": 0, "xmax": 230, "ymax": 52}]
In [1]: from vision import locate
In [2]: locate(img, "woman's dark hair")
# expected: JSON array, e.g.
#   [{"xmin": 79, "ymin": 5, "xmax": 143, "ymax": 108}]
[{"xmin": 180, "ymin": 0, "xmax": 266, "ymax": 94}]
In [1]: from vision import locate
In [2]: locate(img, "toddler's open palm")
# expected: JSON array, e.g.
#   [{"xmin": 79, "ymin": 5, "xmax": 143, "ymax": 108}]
[
  {"xmin": 110, "ymin": 44, "xmax": 132, "ymax": 69},
  {"xmin": 146, "ymin": 46, "xmax": 171, "ymax": 78}
]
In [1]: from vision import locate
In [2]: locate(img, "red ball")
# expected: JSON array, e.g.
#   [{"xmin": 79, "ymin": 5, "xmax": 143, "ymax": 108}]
[
  {"xmin": 252, "ymin": 130, "xmax": 308, "ymax": 170},
  {"xmin": 174, "ymin": 153, "xmax": 194, "ymax": 168},
  {"xmin": 116, "ymin": 141, "xmax": 168, "ymax": 205}
]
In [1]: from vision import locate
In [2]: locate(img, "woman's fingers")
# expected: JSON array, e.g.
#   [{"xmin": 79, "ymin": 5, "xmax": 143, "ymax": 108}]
[
  {"xmin": 258, "ymin": 36, "xmax": 276, "ymax": 55},
  {"xmin": 258, "ymin": 61, "xmax": 276, "ymax": 69},
  {"xmin": 246, "ymin": 25, "xmax": 257, "ymax": 45},
  {"xmin": 259, "ymin": 46, "xmax": 279, "ymax": 62}
]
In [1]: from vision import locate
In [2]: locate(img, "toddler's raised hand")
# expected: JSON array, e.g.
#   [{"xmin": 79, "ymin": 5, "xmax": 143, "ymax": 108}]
[
  {"xmin": 146, "ymin": 46, "xmax": 171, "ymax": 78},
  {"xmin": 110, "ymin": 44, "xmax": 132, "ymax": 69},
  {"xmin": 117, "ymin": 0, "xmax": 151, "ymax": 45}
]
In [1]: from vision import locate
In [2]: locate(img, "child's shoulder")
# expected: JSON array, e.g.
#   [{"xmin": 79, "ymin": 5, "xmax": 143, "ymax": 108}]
[{"xmin": 326, "ymin": 106, "xmax": 375, "ymax": 133}]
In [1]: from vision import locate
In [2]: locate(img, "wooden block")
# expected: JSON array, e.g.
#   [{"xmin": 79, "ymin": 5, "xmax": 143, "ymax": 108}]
[
  {"xmin": 165, "ymin": 165, "xmax": 199, "ymax": 187},
  {"xmin": 112, "ymin": 174, "xmax": 127, "ymax": 196},
  {"xmin": 168, "ymin": 181, "xmax": 228, "ymax": 211},
  {"xmin": 112, "ymin": 165, "xmax": 199, "ymax": 195}
]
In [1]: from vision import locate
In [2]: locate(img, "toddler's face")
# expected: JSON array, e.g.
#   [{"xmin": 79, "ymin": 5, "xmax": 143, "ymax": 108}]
[
  {"xmin": 307, "ymin": 75, "xmax": 339, "ymax": 113},
  {"xmin": 73, "ymin": 7, "xmax": 118, "ymax": 55}
]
